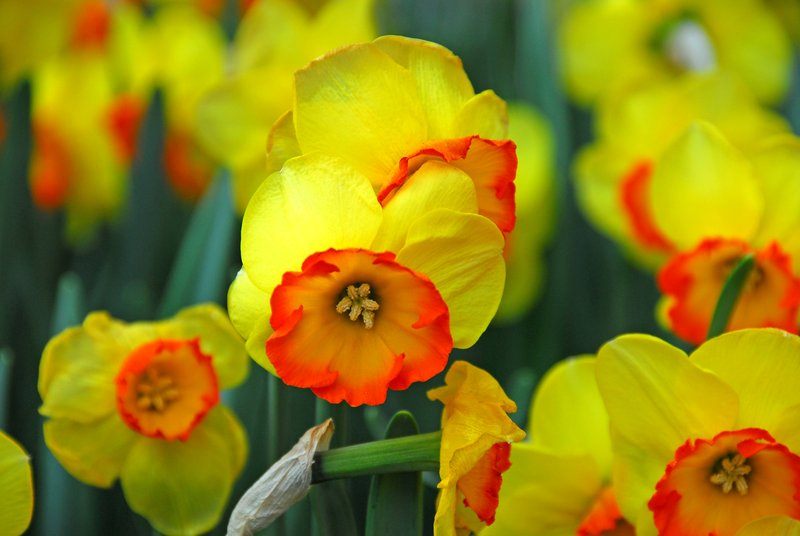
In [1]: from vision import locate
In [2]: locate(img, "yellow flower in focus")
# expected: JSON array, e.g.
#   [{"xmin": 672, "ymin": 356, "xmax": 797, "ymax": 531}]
[
  {"xmin": 575, "ymin": 73, "xmax": 787, "ymax": 267},
  {"xmin": 228, "ymin": 153, "xmax": 507, "ymax": 406},
  {"xmin": 265, "ymin": 35, "xmax": 517, "ymax": 235},
  {"xmin": 29, "ymin": 1, "xmax": 150, "ymax": 243},
  {"xmin": 485, "ymin": 357, "xmax": 634, "ymax": 535},
  {"xmin": 427, "ymin": 361, "xmax": 525, "ymax": 536},
  {"xmin": 495, "ymin": 103, "xmax": 555, "ymax": 323},
  {"xmin": 196, "ymin": 0, "xmax": 376, "ymax": 211},
  {"xmin": 596, "ymin": 329, "xmax": 800, "ymax": 535},
  {"xmin": 39, "ymin": 304, "xmax": 249, "ymax": 535},
  {"xmin": 145, "ymin": 4, "xmax": 227, "ymax": 200},
  {"xmin": 0, "ymin": 431, "xmax": 33, "ymax": 536},
  {"xmin": 560, "ymin": 0, "xmax": 792, "ymax": 105}
]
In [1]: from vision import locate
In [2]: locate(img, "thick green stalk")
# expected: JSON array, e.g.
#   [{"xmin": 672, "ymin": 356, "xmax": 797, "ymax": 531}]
[
  {"xmin": 706, "ymin": 254, "xmax": 756, "ymax": 340},
  {"xmin": 312, "ymin": 431, "xmax": 441, "ymax": 483}
]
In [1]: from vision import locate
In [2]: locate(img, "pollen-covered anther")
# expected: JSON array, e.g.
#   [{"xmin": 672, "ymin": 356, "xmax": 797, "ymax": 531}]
[
  {"xmin": 135, "ymin": 367, "xmax": 180, "ymax": 412},
  {"xmin": 710, "ymin": 453, "xmax": 752, "ymax": 495},
  {"xmin": 335, "ymin": 283, "xmax": 380, "ymax": 329}
]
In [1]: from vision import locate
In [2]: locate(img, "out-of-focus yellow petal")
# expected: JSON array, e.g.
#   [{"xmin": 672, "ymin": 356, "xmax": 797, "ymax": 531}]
[
  {"xmin": 372, "ymin": 161, "xmax": 477, "ymax": 252},
  {"xmin": 39, "ymin": 312, "xmax": 154, "ymax": 423},
  {"xmin": 596, "ymin": 334, "xmax": 740, "ymax": 526},
  {"xmin": 44, "ymin": 414, "xmax": 138, "ymax": 488},
  {"xmin": 232, "ymin": 160, "xmax": 272, "ymax": 216},
  {"xmin": 159, "ymin": 304, "xmax": 249, "ymax": 389},
  {"xmin": 0, "ymin": 431, "xmax": 33, "ymax": 536},
  {"xmin": 241, "ymin": 153, "xmax": 382, "ymax": 291},
  {"xmin": 484, "ymin": 445, "xmax": 601, "ymax": 536},
  {"xmin": 397, "ymin": 210, "xmax": 505, "ymax": 348},
  {"xmin": 691, "ymin": 329, "xmax": 800, "ymax": 437},
  {"xmin": 737, "ymin": 516, "xmax": 800, "ymax": 535},
  {"xmin": 120, "ymin": 406, "xmax": 245, "ymax": 536},
  {"xmin": 232, "ymin": 0, "xmax": 307, "ymax": 71},
  {"xmin": 305, "ymin": 0, "xmax": 375, "ymax": 58},
  {"xmin": 650, "ymin": 122, "xmax": 763, "ymax": 249},
  {"xmin": 373, "ymin": 35, "xmax": 473, "ymax": 140},
  {"xmin": 293, "ymin": 42, "xmax": 427, "ymax": 182},
  {"xmin": 529, "ymin": 357, "xmax": 612, "ymax": 476},
  {"xmin": 751, "ymin": 136, "xmax": 800, "ymax": 261},
  {"xmin": 702, "ymin": 0, "xmax": 792, "ymax": 104},
  {"xmin": 453, "ymin": 90, "xmax": 509, "ymax": 140}
]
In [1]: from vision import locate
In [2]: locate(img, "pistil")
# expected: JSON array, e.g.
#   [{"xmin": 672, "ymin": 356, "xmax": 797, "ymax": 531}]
[
  {"xmin": 336, "ymin": 283, "xmax": 380, "ymax": 329},
  {"xmin": 710, "ymin": 453, "xmax": 751, "ymax": 495},
  {"xmin": 135, "ymin": 367, "xmax": 180, "ymax": 412}
]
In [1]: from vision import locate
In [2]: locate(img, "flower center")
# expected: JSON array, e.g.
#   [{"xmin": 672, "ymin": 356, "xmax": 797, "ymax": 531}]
[
  {"xmin": 115, "ymin": 339, "xmax": 219, "ymax": 441},
  {"xmin": 134, "ymin": 367, "xmax": 180, "ymax": 413},
  {"xmin": 335, "ymin": 283, "xmax": 380, "ymax": 329},
  {"xmin": 710, "ymin": 452, "xmax": 752, "ymax": 495}
]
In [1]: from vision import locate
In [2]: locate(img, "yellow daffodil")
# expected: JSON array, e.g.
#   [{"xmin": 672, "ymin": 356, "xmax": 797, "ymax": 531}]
[
  {"xmin": 427, "ymin": 360, "xmax": 525, "ymax": 536},
  {"xmin": 195, "ymin": 0, "xmax": 376, "ymax": 210},
  {"xmin": 39, "ymin": 304, "xmax": 249, "ymax": 535},
  {"xmin": 0, "ymin": 431, "xmax": 33, "ymax": 536},
  {"xmin": 596, "ymin": 329, "xmax": 800, "ymax": 535},
  {"xmin": 575, "ymin": 73, "xmax": 787, "ymax": 267},
  {"xmin": 560, "ymin": 0, "xmax": 792, "ymax": 105},
  {"xmin": 145, "ymin": 3, "xmax": 226, "ymax": 200},
  {"xmin": 264, "ymin": 35, "xmax": 518, "ymax": 237},
  {"xmin": 631, "ymin": 124, "xmax": 800, "ymax": 344},
  {"xmin": 29, "ymin": 1, "xmax": 150, "ymax": 243},
  {"xmin": 485, "ymin": 356, "xmax": 634, "ymax": 535},
  {"xmin": 495, "ymin": 102, "xmax": 555, "ymax": 323},
  {"xmin": 228, "ymin": 152, "xmax": 506, "ymax": 406},
  {"xmin": 767, "ymin": 0, "xmax": 800, "ymax": 43}
]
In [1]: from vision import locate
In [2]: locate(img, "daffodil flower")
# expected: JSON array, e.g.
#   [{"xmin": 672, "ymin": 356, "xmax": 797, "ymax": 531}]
[
  {"xmin": 596, "ymin": 329, "xmax": 800, "ymax": 535},
  {"xmin": 639, "ymin": 125, "xmax": 800, "ymax": 343},
  {"xmin": 0, "ymin": 431, "xmax": 33, "ymax": 536},
  {"xmin": 560, "ymin": 0, "xmax": 792, "ymax": 105},
  {"xmin": 195, "ymin": 0, "xmax": 376, "ymax": 211},
  {"xmin": 262, "ymin": 35, "xmax": 518, "ymax": 235},
  {"xmin": 485, "ymin": 356, "xmax": 634, "ymax": 535},
  {"xmin": 427, "ymin": 360, "xmax": 525, "ymax": 535},
  {"xmin": 229, "ymin": 153, "xmax": 506, "ymax": 406},
  {"xmin": 39, "ymin": 304, "xmax": 249, "ymax": 535},
  {"xmin": 575, "ymin": 73, "xmax": 787, "ymax": 267},
  {"xmin": 495, "ymin": 103, "xmax": 555, "ymax": 323}
]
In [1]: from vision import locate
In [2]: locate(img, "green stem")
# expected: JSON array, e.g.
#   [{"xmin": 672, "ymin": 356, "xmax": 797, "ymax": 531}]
[
  {"xmin": 706, "ymin": 254, "xmax": 756, "ymax": 340},
  {"xmin": 312, "ymin": 431, "xmax": 441, "ymax": 483},
  {"xmin": 266, "ymin": 375, "xmax": 286, "ymax": 536}
]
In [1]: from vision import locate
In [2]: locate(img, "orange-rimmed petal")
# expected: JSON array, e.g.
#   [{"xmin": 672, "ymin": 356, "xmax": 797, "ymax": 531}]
[
  {"xmin": 658, "ymin": 238, "xmax": 800, "ymax": 344},
  {"xmin": 619, "ymin": 159, "xmax": 674, "ymax": 253},
  {"xmin": 378, "ymin": 136, "xmax": 516, "ymax": 234},
  {"xmin": 105, "ymin": 93, "xmax": 144, "ymax": 164},
  {"xmin": 648, "ymin": 428, "xmax": 800, "ymax": 536},
  {"xmin": 577, "ymin": 487, "xmax": 634, "ymax": 536},
  {"xmin": 30, "ymin": 120, "xmax": 71, "ymax": 210},
  {"xmin": 457, "ymin": 442, "xmax": 511, "ymax": 525},
  {"xmin": 115, "ymin": 339, "xmax": 220, "ymax": 441},
  {"xmin": 266, "ymin": 248, "xmax": 452, "ymax": 406}
]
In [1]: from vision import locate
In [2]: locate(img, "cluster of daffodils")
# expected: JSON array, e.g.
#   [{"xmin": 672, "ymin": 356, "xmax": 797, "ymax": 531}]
[{"xmin": 490, "ymin": 329, "xmax": 800, "ymax": 535}]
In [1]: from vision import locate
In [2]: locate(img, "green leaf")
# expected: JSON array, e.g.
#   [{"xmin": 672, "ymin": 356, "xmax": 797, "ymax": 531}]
[
  {"xmin": 309, "ymin": 480, "xmax": 359, "ymax": 536},
  {"xmin": 365, "ymin": 411, "xmax": 423, "ymax": 536},
  {"xmin": 51, "ymin": 273, "xmax": 86, "ymax": 333},
  {"xmin": 706, "ymin": 253, "xmax": 755, "ymax": 340},
  {"xmin": 0, "ymin": 348, "xmax": 12, "ymax": 429},
  {"xmin": 158, "ymin": 170, "xmax": 236, "ymax": 318}
]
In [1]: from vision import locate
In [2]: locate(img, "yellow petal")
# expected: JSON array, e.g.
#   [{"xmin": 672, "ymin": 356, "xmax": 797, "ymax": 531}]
[
  {"xmin": 233, "ymin": 0, "xmax": 307, "ymax": 71},
  {"xmin": 529, "ymin": 357, "xmax": 612, "ymax": 477},
  {"xmin": 736, "ymin": 515, "xmax": 800, "ymax": 536},
  {"xmin": 265, "ymin": 110, "xmax": 301, "ymax": 177},
  {"xmin": 691, "ymin": 329, "xmax": 800, "ymax": 436},
  {"xmin": 245, "ymin": 317, "xmax": 276, "ymax": 375},
  {"xmin": 397, "ymin": 210, "xmax": 505, "ymax": 348},
  {"xmin": 372, "ymin": 161, "xmax": 478, "ymax": 252},
  {"xmin": 373, "ymin": 35, "xmax": 474, "ymax": 140},
  {"xmin": 0, "ymin": 431, "xmax": 33, "ymax": 536},
  {"xmin": 650, "ymin": 122, "xmax": 763, "ymax": 249},
  {"xmin": 232, "ymin": 160, "xmax": 272, "ymax": 216},
  {"xmin": 453, "ymin": 90, "xmax": 509, "ymax": 140},
  {"xmin": 293, "ymin": 41, "xmax": 427, "ymax": 182},
  {"xmin": 120, "ymin": 406, "xmax": 245, "ymax": 535},
  {"xmin": 44, "ymin": 414, "xmax": 138, "ymax": 488},
  {"xmin": 306, "ymin": 0, "xmax": 376, "ymax": 58},
  {"xmin": 596, "ymin": 333, "xmax": 739, "ymax": 526},
  {"xmin": 160, "ymin": 304, "xmax": 250, "ymax": 389},
  {"xmin": 485, "ymin": 445, "xmax": 602, "ymax": 536},
  {"xmin": 241, "ymin": 153, "xmax": 382, "ymax": 291},
  {"xmin": 39, "ymin": 313, "xmax": 155, "ymax": 423},
  {"xmin": 751, "ymin": 136, "xmax": 800, "ymax": 260}
]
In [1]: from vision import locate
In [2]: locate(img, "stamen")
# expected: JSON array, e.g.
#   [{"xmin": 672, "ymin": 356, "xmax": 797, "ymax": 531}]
[
  {"xmin": 336, "ymin": 283, "xmax": 380, "ymax": 329},
  {"xmin": 710, "ymin": 453, "xmax": 751, "ymax": 495},
  {"xmin": 135, "ymin": 367, "xmax": 180, "ymax": 413}
]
